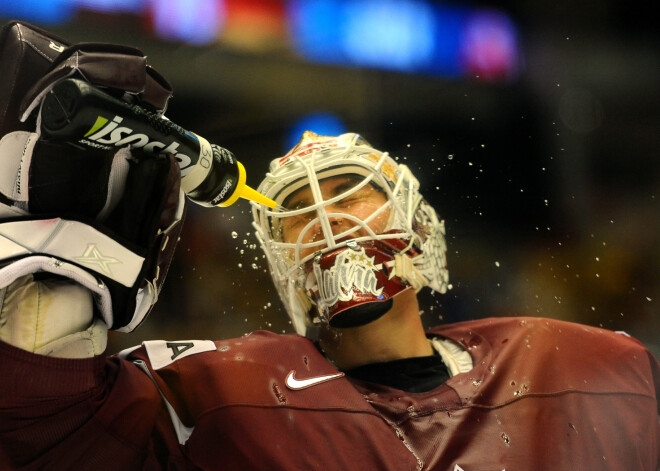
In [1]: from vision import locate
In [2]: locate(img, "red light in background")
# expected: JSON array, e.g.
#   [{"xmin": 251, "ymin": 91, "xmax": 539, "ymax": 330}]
[
  {"xmin": 461, "ymin": 9, "xmax": 520, "ymax": 81},
  {"xmin": 223, "ymin": 0, "xmax": 288, "ymax": 51}
]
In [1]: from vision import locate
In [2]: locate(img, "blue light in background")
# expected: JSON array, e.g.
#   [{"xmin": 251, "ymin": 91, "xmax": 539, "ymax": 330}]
[
  {"xmin": 341, "ymin": 0, "xmax": 434, "ymax": 71},
  {"xmin": 74, "ymin": 0, "xmax": 144, "ymax": 14},
  {"xmin": 286, "ymin": 112, "xmax": 346, "ymax": 150},
  {"xmin": 148, "ymin": 0, "xmax": 225, "ymax": 45},
  {"xmin": 287, "ymin": 0, "xmax": 344, "ymax": 63},
  {"xmin": 0, "ymin": 0, "xmax": 76, "ymax": 23},
  {"xmin": 289, "ymin": 0, "xmax": 437, "ymax": 71},
  {"xmin": 287, "ymin": 0, "xmax": 518, "ymax": 80},
  {"xmin": 428, "ymin": 3, "xmax": 467, "ymax": 77}
]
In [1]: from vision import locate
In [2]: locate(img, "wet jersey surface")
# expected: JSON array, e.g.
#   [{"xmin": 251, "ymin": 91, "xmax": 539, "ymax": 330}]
[{"xmin": 1, "ymin": 317, "xmax": 658, "ymax": 470}]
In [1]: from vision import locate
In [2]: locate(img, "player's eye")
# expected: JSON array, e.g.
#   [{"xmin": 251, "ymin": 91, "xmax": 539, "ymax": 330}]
[{"xmin": 334, "ymin": 196, "xmax": 358, "ymax": 208}]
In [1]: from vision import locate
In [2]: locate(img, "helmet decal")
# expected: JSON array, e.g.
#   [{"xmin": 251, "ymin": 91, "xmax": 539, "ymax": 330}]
[{"xmin": 312, "ymin": 245, "xmax": 384, "ymax": 307}]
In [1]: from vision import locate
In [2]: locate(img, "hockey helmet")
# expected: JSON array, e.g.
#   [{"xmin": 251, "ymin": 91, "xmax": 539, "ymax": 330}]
[{"xmin": 252, "ymin": 132, "xmax": 449, "ymax": 338}]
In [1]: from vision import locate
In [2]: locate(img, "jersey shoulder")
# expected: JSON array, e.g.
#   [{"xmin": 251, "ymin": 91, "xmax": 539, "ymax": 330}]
[
  {"xmin": 430, "ymin": 316, "xmax": 651, "ymax": 357},
  {"xmin": 120, "ymin": 330, "xmax": 315, "ymax": 369},
  {"xmin": 121, "ymin": 331, "xmax": 367, "ymax": 423},
  {"xmin": 428, "ymin": 316, "xmax": 658, "ymax": 402}
]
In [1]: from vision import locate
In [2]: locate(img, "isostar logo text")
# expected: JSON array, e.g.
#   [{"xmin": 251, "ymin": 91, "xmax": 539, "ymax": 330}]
[
  {"xmin": 82, "ymin": 115, "xmax": 192, "ymax": 172},
  {"xmin": 210, "ymin": 179, "xmax": 234, "ymax": 205},
  {"xmin": 313, "ymin": 248, "xmax": 383, "ymax": 306}
]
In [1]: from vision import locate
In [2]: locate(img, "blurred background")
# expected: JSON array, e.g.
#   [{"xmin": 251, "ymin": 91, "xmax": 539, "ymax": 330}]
[{"xmin": 2, "ymin": 0, "xmax": 658, "ymax": 356}]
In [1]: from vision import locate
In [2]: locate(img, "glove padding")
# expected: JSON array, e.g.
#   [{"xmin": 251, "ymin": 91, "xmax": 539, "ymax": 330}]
[
  {"xmin": 0, "ymin": 274, "xmax": 107, "ymax": 358},
  {"xmin": 0, "ymin": 21, "xmax": 185, "ymax": 332}
]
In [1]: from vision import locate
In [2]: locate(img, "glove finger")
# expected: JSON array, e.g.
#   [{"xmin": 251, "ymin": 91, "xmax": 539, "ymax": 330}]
[
  {"xmin": 0, "ymin": 21, "xmax": 69, "ymax": 136},
  {"xmin": 21, "ymin": 43, "xmax": 173, "ymax": 120}
]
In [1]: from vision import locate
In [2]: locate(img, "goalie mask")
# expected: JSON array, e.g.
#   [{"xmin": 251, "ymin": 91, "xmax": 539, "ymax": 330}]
[{"xmin": 252, "ymin": 132, "xmax": 449, "ymax": 338}]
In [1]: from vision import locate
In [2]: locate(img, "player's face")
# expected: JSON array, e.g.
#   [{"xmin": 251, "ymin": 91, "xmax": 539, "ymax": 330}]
[{"xmin": 280, "ymin": 176, "xmax": 390, "ymax": 258}]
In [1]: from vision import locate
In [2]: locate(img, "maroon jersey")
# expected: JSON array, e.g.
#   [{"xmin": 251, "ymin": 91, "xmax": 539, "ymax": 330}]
[{"xmin": 1, "ymin": 317, "xmax": 658, "ymax": 470}]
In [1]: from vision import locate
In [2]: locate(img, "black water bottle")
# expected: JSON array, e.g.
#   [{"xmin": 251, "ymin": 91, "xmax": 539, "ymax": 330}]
[{"xmin": 40, "ymin": 78, "xmax": 274, "ymax": 208}]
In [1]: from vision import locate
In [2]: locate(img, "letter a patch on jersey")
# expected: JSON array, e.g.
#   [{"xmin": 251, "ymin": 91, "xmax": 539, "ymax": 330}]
[
  {"xmin": 167, "ymin": 342, "xmax": 195, "ymax": 360},
  {"xmin": 144, "ymin": 340, "xmax": 217, "ymax": 370}
]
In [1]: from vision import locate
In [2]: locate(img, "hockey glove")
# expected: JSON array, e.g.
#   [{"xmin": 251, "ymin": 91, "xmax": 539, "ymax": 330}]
[{"xmin": 0, "ymin": 21, "xmax": 185, "ymax": 333}]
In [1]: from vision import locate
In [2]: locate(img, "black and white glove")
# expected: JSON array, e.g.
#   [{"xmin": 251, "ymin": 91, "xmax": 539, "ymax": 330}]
[{"xmin": 0, "ymin": 21, "xmax": 185, "ymax": 335}]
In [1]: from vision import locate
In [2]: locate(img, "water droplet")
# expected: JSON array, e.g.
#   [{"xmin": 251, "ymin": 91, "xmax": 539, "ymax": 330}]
[
  {"xmin": 513, "ymin": 383, "xmax": 529, "ymax": 397},
  {"xmin": 231, "ymin": 231, "xmax": 238, "ymax": 238},
  {"xmin": 272, "ymin": 383, "xmax": 287, "ymax": 404},
  {"xmin": 500, "ymin": 432, "xmax": 511, "ymax": 446}
]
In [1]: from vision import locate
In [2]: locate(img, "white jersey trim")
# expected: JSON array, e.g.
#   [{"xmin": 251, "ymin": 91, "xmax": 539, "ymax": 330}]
[
  {"xmin": 143, "ymin": 339, "xmax": 217, "ymax": 370},
  {"xmin": 133, "ymin": 359, "xmax": 195, "ymax": 445},
  {"xmin": 431, "ymin": 337, "xmax": 473, "ymax": 377}
]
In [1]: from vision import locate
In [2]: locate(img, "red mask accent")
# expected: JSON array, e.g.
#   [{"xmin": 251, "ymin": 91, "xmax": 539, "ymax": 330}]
[{"xmin": 305, "ymin": 234, "xmax": 419, "ymax": 327}]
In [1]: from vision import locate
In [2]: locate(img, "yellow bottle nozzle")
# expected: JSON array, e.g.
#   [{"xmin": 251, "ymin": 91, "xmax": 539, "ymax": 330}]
[
  {"xmin": 215, "ymin": 161, "xmax": 276, "ymax": 208},
  {"xmin": 238, "ymin": 182, "xmax": 277, "ymax": 208}
]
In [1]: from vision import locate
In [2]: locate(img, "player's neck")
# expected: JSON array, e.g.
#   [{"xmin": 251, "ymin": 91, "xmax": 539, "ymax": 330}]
[{"xmin": 319, "ymin": 289, "xmax": 433, "ymax": 370}]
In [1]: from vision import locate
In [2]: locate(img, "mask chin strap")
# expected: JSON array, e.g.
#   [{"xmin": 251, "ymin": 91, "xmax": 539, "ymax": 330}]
[
  {"xmin": 329, "ymin": 298, "xmax": 394, "ymax": 328},
  {"xmin": 388, "ymin": 253, "xmax": 428, "ymax": 291}
]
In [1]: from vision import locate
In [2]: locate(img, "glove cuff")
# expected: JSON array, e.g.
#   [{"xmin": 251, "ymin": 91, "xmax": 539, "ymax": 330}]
[
  {"xmin": 0, "ymin": 255, "xmax": 114, "ymax": 327},
  {"xmin": 0, "ymin": 218, "xmax": 147, "ymax": 287}
]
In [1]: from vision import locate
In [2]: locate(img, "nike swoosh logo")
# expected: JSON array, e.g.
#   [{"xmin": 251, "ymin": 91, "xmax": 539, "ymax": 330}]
[{"xmin": 285, "ymin": 370, "xmax": 345, "ymax": 390}]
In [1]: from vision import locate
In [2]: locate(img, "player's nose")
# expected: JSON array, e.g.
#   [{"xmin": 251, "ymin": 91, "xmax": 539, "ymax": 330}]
[{"xmin": 328, "ymin": 213, "xmax": 349, "ymax": 235}]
